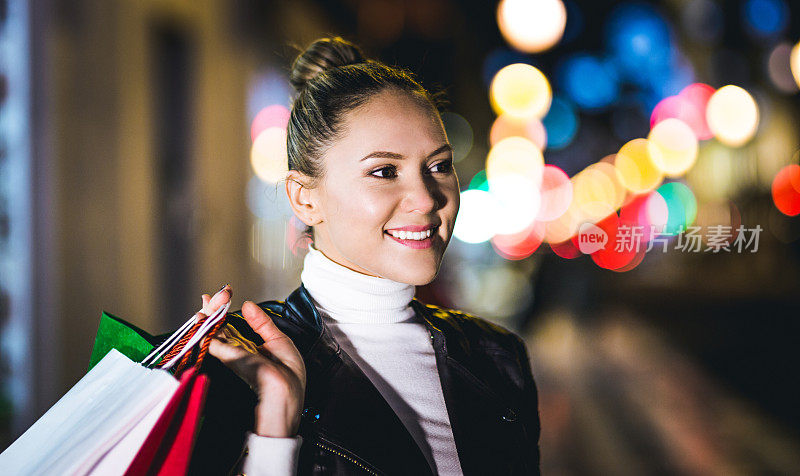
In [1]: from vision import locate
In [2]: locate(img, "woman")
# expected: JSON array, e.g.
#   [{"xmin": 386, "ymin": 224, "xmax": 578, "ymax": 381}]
[{"xmin": 201, "ymin": 36, "xmax": 541, "ymax": 475}]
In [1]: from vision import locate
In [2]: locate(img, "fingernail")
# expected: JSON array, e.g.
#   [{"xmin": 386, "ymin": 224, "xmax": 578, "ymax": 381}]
[{"xmin": 215, "ymin": 284, "xmax": 229, "ymax": 296}]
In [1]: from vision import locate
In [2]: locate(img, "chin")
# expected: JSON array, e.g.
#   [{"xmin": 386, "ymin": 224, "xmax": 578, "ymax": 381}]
[{"xmin": 393, "ymin": 266, "xmax": 438, "ymax": 286}]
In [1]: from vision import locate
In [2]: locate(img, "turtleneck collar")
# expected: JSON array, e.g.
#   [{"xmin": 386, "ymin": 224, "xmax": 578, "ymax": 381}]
[{"xmin": 299, "ymin": 243, "xmax": 417, "ymax": 324}]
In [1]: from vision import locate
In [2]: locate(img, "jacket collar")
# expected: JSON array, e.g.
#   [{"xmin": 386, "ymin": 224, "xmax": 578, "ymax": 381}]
[{"xmin": 283, "ymin": 283, "xmax": 473, "ymax": 365}]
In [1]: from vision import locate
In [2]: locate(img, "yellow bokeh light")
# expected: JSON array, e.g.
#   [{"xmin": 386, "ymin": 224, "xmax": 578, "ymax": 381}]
[
  {"xmin": 543, "ymin": 198, "xmax": 584, "ymax": 244},
  {"xmin": 250, "ymin": 127, "xmax": 288, "ymax": 183},
  {"xmin": 706, "ymin": 85, "xmax": 759, "ymax": 147},
  {"xmin": 490, "ymin": 63, "xmax": 552, "ymax": 119},
  {"xmin": 791, "ymin": 41, "xmax": 800, "ymax": 89},
  {"xmin": 573, "ymin": 162, "xmax": 625, "ymax": 221},
  {"xmin": 486, "ymin": 136, "xmax": 545, "ymax": 184},
  {"xmin": 497, "ymin": 0, "xmax": 567, "ymax": 54},
  {"xmin": 614, "ymin": 138, "xmax": 664, "ymax": 194},
  {"xmin": 647, "ymin": 118, "xmax": 699, "ymax": 177}
]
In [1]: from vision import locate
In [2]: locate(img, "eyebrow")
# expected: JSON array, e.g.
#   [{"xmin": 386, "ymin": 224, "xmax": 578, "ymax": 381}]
[{"xmin": 359, "ymin": 144, "xmax": 453, "ymax": 162}]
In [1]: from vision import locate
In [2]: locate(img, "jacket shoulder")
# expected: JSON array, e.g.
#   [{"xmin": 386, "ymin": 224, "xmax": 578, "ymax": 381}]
[{"xmin": 418, "ymin": 302, "xmax": 523, "ymax": 353}]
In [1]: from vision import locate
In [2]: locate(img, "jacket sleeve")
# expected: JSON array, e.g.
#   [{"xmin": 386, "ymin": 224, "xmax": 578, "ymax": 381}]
[
  {"xmin": 237, "ymin": 433, "xmax": 303, "ymax": 476},
  {"xmin": 512, "ymin": 334, "xmax": 542, "ymax": 473}
]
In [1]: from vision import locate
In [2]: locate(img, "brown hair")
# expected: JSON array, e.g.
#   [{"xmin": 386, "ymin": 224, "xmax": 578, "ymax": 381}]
[{"xmin": 287, "ymin": 36, "xmax": 447, "ymax": 242}]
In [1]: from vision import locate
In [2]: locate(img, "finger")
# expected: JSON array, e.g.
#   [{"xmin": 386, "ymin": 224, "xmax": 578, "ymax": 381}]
[
  {"xmin": 242, "ymin": 301, "xmax": 305, "ymax": 377},
  {"xmin": 204, "ymin": 284, "xmax": 232, "ymax": 315},
  {"xmin": 209, "ymin": 337, "xmax": 271, "ymax": 392},
  {"xmin": 201, "ymin": 294, "xmax": 211, "ymax": 312}
]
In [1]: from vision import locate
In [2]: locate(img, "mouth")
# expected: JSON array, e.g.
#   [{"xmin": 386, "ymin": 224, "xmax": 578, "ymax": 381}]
[{"xmin": 384, "ymin": 225, "xmax": 440, "ymax": 249}]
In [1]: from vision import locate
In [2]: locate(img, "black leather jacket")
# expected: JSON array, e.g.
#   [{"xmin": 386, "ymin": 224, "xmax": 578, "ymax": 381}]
[{"xmin": 185, "ymin": 284, "xmax": 541, "ymax": 475}]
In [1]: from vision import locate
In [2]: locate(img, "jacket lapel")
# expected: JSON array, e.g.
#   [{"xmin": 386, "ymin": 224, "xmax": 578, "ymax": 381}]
[
  {"xmin": 279, "ymin": 285, "xmax": 435, "ymax": 476},
  {"xmin": 410, "ymin": 299, "xmax": 532, "ymax": 475}
]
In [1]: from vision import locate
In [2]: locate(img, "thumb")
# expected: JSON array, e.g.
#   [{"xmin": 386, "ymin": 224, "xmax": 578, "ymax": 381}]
[{"xmin": 241, "ymin": 301, "xmax": 304, "ymax": 376}]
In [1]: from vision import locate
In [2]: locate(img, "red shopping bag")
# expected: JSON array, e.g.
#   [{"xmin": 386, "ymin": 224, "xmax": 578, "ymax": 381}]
[{"xmin": 124, "ymin": 366, "xmax": 209, "ymax": 476}]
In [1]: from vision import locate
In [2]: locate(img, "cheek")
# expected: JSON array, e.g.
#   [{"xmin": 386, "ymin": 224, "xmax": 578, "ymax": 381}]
[
  {"xmin": 327, "ymin": 186, "xmax": 394, "ymax": 233},
  {"xmin": 443, "ymin": 182, "xmax": 461, "ymax": 218}
]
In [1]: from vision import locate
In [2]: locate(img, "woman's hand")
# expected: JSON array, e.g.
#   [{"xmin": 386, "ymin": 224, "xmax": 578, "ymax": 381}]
[{"xmin": 202, "ymin": 285, "xmax": 307, "ymax": 438}]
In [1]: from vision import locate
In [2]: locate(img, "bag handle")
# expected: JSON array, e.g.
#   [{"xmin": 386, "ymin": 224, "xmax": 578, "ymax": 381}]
[{"xmin": 153, "ymin": 301, "xmax": 231, "ymax": 374}]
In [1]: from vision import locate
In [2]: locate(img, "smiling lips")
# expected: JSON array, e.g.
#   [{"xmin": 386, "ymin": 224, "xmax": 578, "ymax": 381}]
[{"xmin": 384, "ymin": 225, "xmax": 438, "ymax": 249}]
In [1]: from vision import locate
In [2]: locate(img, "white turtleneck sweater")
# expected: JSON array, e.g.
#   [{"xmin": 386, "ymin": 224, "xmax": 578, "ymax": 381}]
[{"xmin": 241, "ymin": 243, "xmax": 463, "ymax": 476}]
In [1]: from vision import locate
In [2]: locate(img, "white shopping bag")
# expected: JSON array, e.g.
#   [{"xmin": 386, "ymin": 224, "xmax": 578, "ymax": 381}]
[
  {"xmin": 0, "ymin": 301, "xmax": 230, "ymax": 476},
  {"xmin": 0, "ymin": 349, "xmax": 177, "ymax": 475}
]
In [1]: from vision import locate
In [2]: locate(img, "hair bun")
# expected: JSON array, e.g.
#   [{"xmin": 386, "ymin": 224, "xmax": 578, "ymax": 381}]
[{"xmin": 289, "ymin": 37, "xmax": 366, "ymax": 92}]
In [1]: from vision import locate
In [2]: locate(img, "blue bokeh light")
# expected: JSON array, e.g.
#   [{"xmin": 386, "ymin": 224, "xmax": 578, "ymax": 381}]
[
  {"xmin": 743, "ymin": 0, "xmax": 788, "ymax": 37},
  {"xmin": 605, "ymin": 3, "xmax": 673, "ymax": 88},
  {"xmin": 543, "ymin": 96, "xmax": 579, "ymax": 150},
  {"xmin": 556, "ymin": 53, "xmax": 620, "ymax": 111}
]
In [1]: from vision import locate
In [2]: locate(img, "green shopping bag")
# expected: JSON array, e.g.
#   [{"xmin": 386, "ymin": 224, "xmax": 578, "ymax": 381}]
[{"xmin": 88, "ymin": 311, "xmax": 158, "ymax": 371}]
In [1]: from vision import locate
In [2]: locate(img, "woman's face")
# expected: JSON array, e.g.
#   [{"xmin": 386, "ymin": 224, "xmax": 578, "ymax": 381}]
[{"xmin": 294, "ymin": 89, "xmax": 460, "ymax": 285}]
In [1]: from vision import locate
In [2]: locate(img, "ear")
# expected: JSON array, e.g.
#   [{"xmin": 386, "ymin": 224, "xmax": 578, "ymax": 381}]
[{"xmin": 285, "ymin": 170, "xmax": 322, "ymax": 226}]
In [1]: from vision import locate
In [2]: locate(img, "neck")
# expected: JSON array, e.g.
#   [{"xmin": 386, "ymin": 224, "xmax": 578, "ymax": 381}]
[{"xmin": 300, "ymin": 243, "xmax": 417, "ymax": 324}]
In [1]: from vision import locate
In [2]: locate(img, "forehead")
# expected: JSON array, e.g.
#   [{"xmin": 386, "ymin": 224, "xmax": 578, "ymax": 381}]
[{"xmin": 333, "ymin": 89, "xmax": 446, "ymax": 155}]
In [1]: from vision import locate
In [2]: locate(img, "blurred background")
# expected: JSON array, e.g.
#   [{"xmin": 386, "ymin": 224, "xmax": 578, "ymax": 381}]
[{"xmin": 1, "ymin": 0, "xmax": 800, "ymax": 473}]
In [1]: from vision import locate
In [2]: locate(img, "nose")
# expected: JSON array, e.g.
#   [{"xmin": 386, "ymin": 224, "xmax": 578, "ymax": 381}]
[{"xmin": 403, "ymin": 172, "xmax": 438, "ymax": 214}]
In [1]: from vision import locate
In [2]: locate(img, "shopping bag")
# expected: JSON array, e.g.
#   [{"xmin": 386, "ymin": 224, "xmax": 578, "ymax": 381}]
[
  {"xmin": 0, "ymin": 301, "xmax": 230, "ymax": 475},
  {"xmin": 85, "ymin": 366, "xmax": 209, "ymax": 476},
  {"xmin": 88, "ymin": 310, "xmax": 157, "ymax": 371},
  {"xmin": 87, "ymin": 303, "xmax": 265, "ymax": 475},
  {"xmin": 123, "ymin": 366, "xmax": 210, "ymax": 476},
  {"xmin": 0, "ymin": 348, "xmax": 179, "ymax": 474}
]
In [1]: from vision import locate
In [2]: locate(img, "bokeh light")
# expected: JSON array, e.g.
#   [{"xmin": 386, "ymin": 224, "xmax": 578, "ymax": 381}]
[
  {"xmin": 250, "ymin": 127, "xmax": 288, "ymax": 183},
  {"xmin": 578, "ymin": 213, "xmax": 639, "ymax": 270},
  {"xmin": 742, "ymin": 0, "xmax": 789, "ymax": 38},
  {"xmin": 705, "ymin": 85, "xmax": 759, "ymax": 147},
  {"xmin": 767, "ymin": 42, "xmax": 800, "ymax": 93},
  {"xmin": 481, "ymin": 48, "xmax": 536, "ymax": 88},
  {"xmin": 250, "ymin": 105, "xmax": 290, "ymax": 143},
  {"xmin": 550, "ymin": 238, "xmax": 581, "ymax": 259},
  {"xmin": 497, "ymin": 0, "xmax": 567, "ymax": 53},
  {"xmin": 657, "ymin": 181, "xmax": 698, "ymax": 235},
  {"xmin": 619, "ymin": 191, "xmax": 667, "ymax": 244},
  {"xmin": 573, "ymin": 162, "xmax": 626, "ymax": 222},
  {"xmin": 650, "ymin": 84, "xmax": 714, "ymax": 140},
  {"xmin": 486, "ymin": 136, "xmax": 546, "ymax": 185},
  {"xmin": 647, "ymin": 118, "xmax": 699, "ymax": 176},
  {"xmin": 538, "ymin": 165, "xmax": 573, "ymax": 222},
  {"xmin": 468, "ymin": 169, "xmax": 489, "ymax": 191},
  {"xmin": 488, "ymin": 174, "xmax": 542, "ymax": 235},
  {"xmin": 490, "ymin": 114, "xmax": 547, "ymax": 149},
  {"xmin": 441, "ymin": 112, "xmax": 474, "ymax": 162},
  {"xmin": 791, "ymin": 41, "xmax": 800, "ymax": 89},
  {"xmin": 491, "ymin": 219, "xmax": 546, "ymax": 260},
  {"xmin": 454, "ymin": 189, "xmax": 500, "ymax": 243},
  {"xmin": 772, "ymin": 164, "xmax": 800, "ymax": 216},
  {"xmin": 542, "ymin": 96, "xmax": 579, "ymax": 149},
  {"xmin": 544, "ymin": 198, "xmax": 585, "ymax": 244},
  {"xmin": 490, "ymin": 63, "xmax": 553, "ymax": 119},
  {"xmin": 605, "ymin": 3, "xmax": 672, "ymax": 87},
  {"xmin": 557, "ymin": 54, "xmax": 619, "ymax": 110},
  {"xmin": 614, "ymin": 138, "xmax": 664, "ymax": 194}
]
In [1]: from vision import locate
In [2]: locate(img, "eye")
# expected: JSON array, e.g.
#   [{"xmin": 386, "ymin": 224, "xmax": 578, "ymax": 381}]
[
  {"xmin": 370, "ymin": 165, "xmax": 398, "ymax": 179},
  {"xmin": 429, "ymin": 158, "xmax": 454, "ymax": 174}
]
